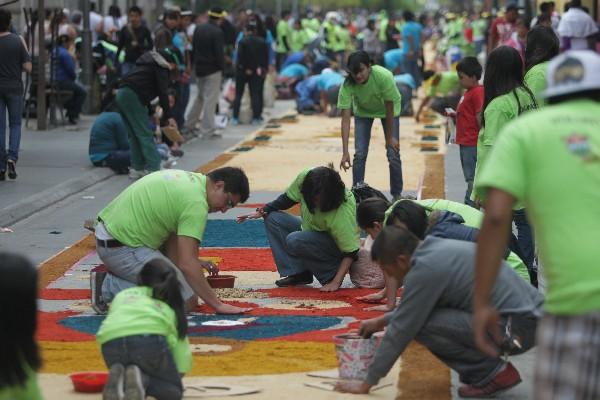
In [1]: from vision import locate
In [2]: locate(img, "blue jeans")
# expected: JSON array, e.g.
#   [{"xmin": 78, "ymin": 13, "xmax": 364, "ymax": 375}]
[
  {"xmin": 0, "ymin": 93, "xmax": 23, "ymax": 169},
  {"xmin": 102, "ymin": 335, "xmax": 183, "ymax": 400},
  {"xmin": 459, "ymin": 145, "xmax": 477, "ymax": 207},
  {"xmin": 264, "ymin": 211, "xmax": 342, "ymax": 284},
  {"xmin": 353, "ymin": 116, "xmax": 403, "ymax": 197},
  {"xmin": 402, "ymin": 56, "xmax": 422, "ymax": 87},
  {"xmin": 513, "ymin": 209, "xmax": 535, "ymax": 270},
  {"xmin": 173, "ymin": 82, "xmax": 190, "ymax": 129},
  {"xmin": 416, "ymin": 309, "xmax": 537, "ymax": 386}
]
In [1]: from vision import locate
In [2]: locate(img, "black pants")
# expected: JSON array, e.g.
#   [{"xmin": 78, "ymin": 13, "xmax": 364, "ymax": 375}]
[
  {"xmin": 93, "ymin": 150, "xmax": 130, "ymax": 174},
  {"xmin": 233, "ymin": 72, "xmax": 265, "ymax": 120},
  {"xmin": 56, "ymin": 80, "xmax": 87, "ymax": 120}
]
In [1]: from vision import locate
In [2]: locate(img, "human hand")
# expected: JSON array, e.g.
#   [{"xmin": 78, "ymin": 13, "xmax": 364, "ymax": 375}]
[
  {"xmin": 320, "ymin": 279, "xmax": 342, "ymax": 292},
  {"xmin": 168, "ymin": 118, "xmax": 177, "ymax": 128},
  {"xmin": 356, "ymin": 291, "xmax": 386, "ymax": 303},
  {"xmin": 236, "ymin": 209, "xmax": 265, "ymax": 224},
  {"xmin": 386, "ymin": 137, "xmax": 400, "ymax": 152},
  {"xmin": 335, "ymin": 380, "xmax": 371, "ymax": 394},
  {"xmin": 415, "ymin": 113, "xmax": 420, "ymax": 123},
  {"xmin": 363, "ymin": 303, "xmax": 395, "ymax": 312},
  {"xmin": 474, "ymin": 196, "xmax": 482, "ymax": 210},
  {"xmin": 340, "ymin": 152, "xmax": 352, "ymax": 171},
  {"xmin": 358, "ymin": 316, "xmax": 386, "ymax": 338},
  {"xmin": 200, "ymin": 260, "xmax": 219, "ymax": 276},
  {"xmin": 215, "ymin": 303, "xmax": 253, "ymax": 314},
  {"xmin": 473, "ymin": 304, "xmax": 502, "ymax": 358}
]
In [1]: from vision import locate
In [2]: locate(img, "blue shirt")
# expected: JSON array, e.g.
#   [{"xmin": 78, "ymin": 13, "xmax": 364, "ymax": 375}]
[
  {"xmin": 401, "ymin": 21, "xmax": 423, "ymax": 53},
  {"xmin": 394, "ymin": 73, "xmax": 416, "ymax": 90},
  {"xmin": 281, "ymin": 51, "xmax": 305, "ymax": 69},
  {"xmin": 54, "ymin": 46, "xmax": 76, "ymax": 82},
  {"xmin": 280, "ymin": 63, "xmax": 309, "ymax": 79},
  {"xmin": 318, "ymin": 71, "xmax": 344, "ymax": 91},
  {"xmin": 295, "ymin": 75, "xmax": 321, "ymax": 108},
  {"xmin": 383, "ymin": 49, "xmax": 405, "ymax": 72},
  {"xmin": 89, "ymin": 112, "xmax": 130, "ymax": 163}
]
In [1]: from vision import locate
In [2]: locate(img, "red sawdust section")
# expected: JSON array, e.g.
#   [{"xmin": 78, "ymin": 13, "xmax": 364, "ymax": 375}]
[
  {"xmin": 37, "ymin": 311, "xmax": 94, "ymax": 342},
  {"xmin": 39, "ymin": 288, "xmax": 90, "ymax": 300},
  {"xmin": 198, "ymin": 248, "xmax": 276, "ymax": 271},
  {"xmin": 38, "ymin": 234, "xmax": 95, "ymax": 288}
]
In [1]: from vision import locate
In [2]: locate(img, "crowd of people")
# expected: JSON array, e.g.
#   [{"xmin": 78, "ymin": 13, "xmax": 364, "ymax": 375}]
[{"xmin": 1, "ymin": 1, "xmax": 600, "ymax": 400}]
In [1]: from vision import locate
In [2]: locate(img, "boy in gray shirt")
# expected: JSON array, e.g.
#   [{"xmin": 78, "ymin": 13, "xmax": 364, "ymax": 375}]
[{"xmin": 337, "ymin": 226, "xmax": 543, "ymax": 398}]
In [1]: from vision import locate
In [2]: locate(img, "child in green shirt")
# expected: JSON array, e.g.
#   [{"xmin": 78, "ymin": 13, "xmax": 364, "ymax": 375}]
[
  {"xmin": 98, "ymin": 259, "xmax": 192, "ymax": 400},
  {"xmin": 0, "ymin": 253, "xmax": 42, "ymax": 400}
]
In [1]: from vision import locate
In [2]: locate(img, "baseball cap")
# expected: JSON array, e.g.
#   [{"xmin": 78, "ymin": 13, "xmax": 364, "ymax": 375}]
[{"xmin": 543, "ymin": 50, "xmax": 600, "ymax": 98}]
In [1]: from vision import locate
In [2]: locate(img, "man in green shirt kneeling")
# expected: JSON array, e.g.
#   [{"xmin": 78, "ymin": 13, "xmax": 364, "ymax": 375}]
[{"xmin": 92, "ymin": 167, "xmax": 251, "ymax": 315}]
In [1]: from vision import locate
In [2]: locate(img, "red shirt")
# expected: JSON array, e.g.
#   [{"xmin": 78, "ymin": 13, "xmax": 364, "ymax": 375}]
[
  {"xmin": 489, "ymin": 17, "xmax": 515, "ymax": 48},
  {"xmin": 456, "ymin": 85, "xmax": 484, "ymax": 146}
]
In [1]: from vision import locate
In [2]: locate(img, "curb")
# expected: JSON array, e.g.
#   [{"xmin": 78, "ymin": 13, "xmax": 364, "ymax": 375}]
[{"xmin": 0, "ymin": 168, "xmax": 115, "ymax": 227}]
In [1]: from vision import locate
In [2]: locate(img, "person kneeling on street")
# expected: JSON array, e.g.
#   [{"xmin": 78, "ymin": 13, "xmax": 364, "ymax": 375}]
[
  {"xmin": 336, "ymin": 226, "xmax": 542, "ymax": 397},
  {"xmin": 238, "ymin": 166, "xmax": 360, "ymax": 291}
]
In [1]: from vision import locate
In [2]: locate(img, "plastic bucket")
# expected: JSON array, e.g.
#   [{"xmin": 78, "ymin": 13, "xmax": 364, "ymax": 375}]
[{"xmin": 333, "ymin": 332, "xmax": 384, "ymax": 380}]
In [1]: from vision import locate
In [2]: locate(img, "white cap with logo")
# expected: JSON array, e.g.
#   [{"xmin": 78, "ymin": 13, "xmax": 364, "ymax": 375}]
[{"xmin": 543, "ymin": 50, "xmax": 600, "ymax": 98}]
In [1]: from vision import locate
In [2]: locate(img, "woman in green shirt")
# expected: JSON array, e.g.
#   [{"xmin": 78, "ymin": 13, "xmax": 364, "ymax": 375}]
[
  {"xmin": 473, "ymin": 46, "xmax": 538, "ymax": 275},
  {"xmin": 0, "ymin": 253, "xmax": 42, "ymax": 400},
  {"xmin": 524, "ymin": 26, "xmax": 560, "ymax": 106},
  {"xmin": 337, "ymin": 51, "xmax": 404, "ymax": 199},
  {"xmin": 98, "ymin": 259, "xmax": 192, "ymax": 400}
]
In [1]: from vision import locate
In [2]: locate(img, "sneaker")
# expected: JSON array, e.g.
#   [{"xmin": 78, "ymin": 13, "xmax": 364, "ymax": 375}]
[
  {"xmin": 90, "ymin": 266, "xmax": 109, "ymax": 315},
  {"xmin": 0, "ymin": 170, "xmax": 5, "ymax": 181},
  {"xmin": 458, "ymin": 362, "xmax": 521, "ymax": 398},
  {"xmin": 231, "ymin": 118, "xmax": 239, "ymax": 126},
  {"xmin": 251, "ymin": 117, "xmax": 264, "ymax": 125},
  {"xmin": 124, "ymin": 365, "xmax": 145, "ymax": 400},
  {"xmin": 128, "ymin": 169, "xmax": 147, "ymax": 180},
  {"xmin": 161, "ymin": 156, "xmax": 178, "ymax": 169},
  {"xmin": 170, "ymin": 149, "xmax": 184, "ymax": 157},
  {"xmin": 275, "ymin": 271, "xmax": 313, "ymax": 287},
  {"xmin": 103, "ymin": 363, "xmax": 125, "ymax": 400},
  {"xmin": 7, "ymin": 160, "xmax": 16, "ymax": 180}
]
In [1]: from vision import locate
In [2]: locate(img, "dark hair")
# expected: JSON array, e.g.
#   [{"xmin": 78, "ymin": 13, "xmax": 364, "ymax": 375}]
[
  {"xmin": 385, "ymin": 200, "xmax": 429, "ymax": 239},
  {"xmin": 0, "ymin": 9, "xmax": 12, "ymax": 32},
  {"xmin": 58, "ymin": 34, "xmax": 71, "ymax": 46},
  {"xmin": 456, "ymin": 56, "xmax": 482, "ymax": 80},
  {"xmin": 128, "ymin": 6, "xmax": 142, "ymax": 15},
  {"xmin": 249, "ymin": 14, "xmax": 267, "ymax": 38},
  {"xmin": 0, "ymin": 253, "xmax": 41, "ymax": 388},
  {"xmin": 535, "ymin": 13, "xmax": 552, "ymax": 26},
  {"xmin": 345, "ymin": 51, "xmax": 372, "ymax": 85},
  {"xmin": 570, "ymin": 0, "xmax": 582, "ymax": 7},
  {"xmin": 370, "ymin": 225, "xmax": 420, "ymax": 264},
  {"xmin": 108, "ymin": 5, "xmax": 121, "ymax": 19},
  {"xmin": 403, "ymin": 11, "xmax": 415, "ymax": 21},
  {"xmin": 539, "ymin": 1, "xmax": 551, "ymax": 13},
  {"xmin": 300, "ymin": 166, "xmax": 346, "ymax": 213},
  {"xmin": 281, "ymin": 10, "xmax": 291, "ymax": 19},
  {"xmin": 422, "ymin": 69, "xmax": 436, "ymax": 81},
  {"xmin": 524, "ymin": 26, "xmax": 559, "ymax": 72},
  {"xmin": 207, "ymin": 167, "xmax": 250, "ymax": 203},
  {"xmin": 164, "ymin": 9, "xmax": 180, "ymax": 21},
  {"xmin": 138, "ymin": 259, "xmax": 187, "ymax": 339},
  {"xmin": 482, "ymin": 46, "xmax": 536, "ymax": 127},
  {"xmin": 357, "ymin": 198, "xmax": 391, "ymax": 229}
]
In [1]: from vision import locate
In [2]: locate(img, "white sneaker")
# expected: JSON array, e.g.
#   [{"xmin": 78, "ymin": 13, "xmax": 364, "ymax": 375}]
[
  {"xmin": 124, "ymin": 365, "xmax": 145, "ymax": 400},
  {"xmin": 103, "ymin": 363, "xmax": 124, "ymax": 400},
  {"xmin": 128, "ymin": 169, "xmax": 147, "ymax": 180}
]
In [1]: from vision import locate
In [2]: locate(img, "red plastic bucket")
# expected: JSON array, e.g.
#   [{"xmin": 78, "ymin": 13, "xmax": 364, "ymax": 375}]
[{"xmin": 333, "ymin": 332, "xmax": 384, "ymax": 380}]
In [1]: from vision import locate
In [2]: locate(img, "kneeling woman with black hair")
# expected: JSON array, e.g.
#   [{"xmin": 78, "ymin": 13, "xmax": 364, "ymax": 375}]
[
  {"xmin": 238, "ymin": 166, "xmax": 360, "ymax": 292},
  {"xmin": 97, "ymin": 259, "xmax": 191, "ymax": 400}
]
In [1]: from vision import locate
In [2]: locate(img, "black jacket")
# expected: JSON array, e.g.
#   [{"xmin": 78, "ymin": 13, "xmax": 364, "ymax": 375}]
[
  {"xmin": 119, "ymin": 51, "xmax": 172, "ymax": 118},
  {"xmin": 237, "ymin": 34, "xmax": 269, "ymax": 74},
  {"xmin": 116, "ymin": 24, "xmax": 153, "ymax": 63},
  {"xmin": 192, "ymin": 21, "xmax": 225, "ymax": 77}
]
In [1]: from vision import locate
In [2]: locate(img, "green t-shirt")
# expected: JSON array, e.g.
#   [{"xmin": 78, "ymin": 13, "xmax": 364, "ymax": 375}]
[
  {"xmin": 427, "ymin": 72, "xmax": 460, "ymax": 97},
  {"xmin": 471, "ymin": 19, "xmax": 487, "ymax": 39},
  {"xmin": 276, "ymin": 20, "xmax": 291, "ymax": 53},
  {"xmin": 337, "ymin": 65, "xmax": 402, "ymax": 118},
  {"xmin": 289, "ymin": 29, "xmax": 308, "ymax": 52},
  {"xmin": 98, "ymin": 170, "xmax": 209, "ymax": 249},
  {"xmin": 0, "ymin": 366, "xmax": 42, "ymax": 400},
  {"xmin": 384, "ymin": 199, "xmax": 530, "ymax": 281},
  {"xmin": 285, "ymin": 168, "xmax": 360, "ymax": 254},
  {"xmin": 477, "ymin": 99, "xmax": 600, "ymax": 315},
  {"xmin": 97, "ymin": 286, "xmax": 192, "ymax": 373},
  {"xmin": 472, "ymin": 87, "xmax": 538, "ymax": 204},
  {"xmin": 524, "ymin": 61, "xmax": 549, "ymax": 107}
]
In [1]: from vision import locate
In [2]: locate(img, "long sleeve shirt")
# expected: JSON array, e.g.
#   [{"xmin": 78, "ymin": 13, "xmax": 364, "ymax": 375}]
[{"xmin": 54, "ymin": 46, "xmax": 76, "ymax": 82}]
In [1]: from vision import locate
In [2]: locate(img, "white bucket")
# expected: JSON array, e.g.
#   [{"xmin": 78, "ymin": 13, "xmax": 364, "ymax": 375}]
[{"xmin": 333, "ymin": 332, "xmax": 384, "ymax": 380}]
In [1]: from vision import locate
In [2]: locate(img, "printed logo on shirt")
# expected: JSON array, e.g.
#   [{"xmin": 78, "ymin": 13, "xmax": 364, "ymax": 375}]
[
  {"xmin": 553, "ymin": 57, "xmax": 585, "ymax": 86},
  {"xmin": 564, "ymin": 134, "xmax": 600, "ymax": 162}
]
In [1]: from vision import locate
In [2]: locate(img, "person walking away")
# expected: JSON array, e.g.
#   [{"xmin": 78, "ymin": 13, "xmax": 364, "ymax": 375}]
[
  {"xmin": 473, "ymin": 50, "xmax": 600, "ymax": 400},
  {"xmin": 185, "ymin": 7, "xmax": 225, "ymax": 138},
  {"xmin": 401, "ymin": 11, "xmax": 424, "ymax": 88},
  {"xmin": 276, "ymin": 11, "xmax": 292, "ymax": 70},
  {"xmin": 557, "ymin": 0, "xmax": 598, "ymax": 50},
  {"xmin": 338, "ymin": 51, "xmax": 404, "ymax": 200},
  {"xmin": 523, "ymin": 26, "xmax": 559, "ymax": 106},
  {"xmin": 115, "ymin": 47, "xmax": 180, "ymax": 179},
  {"xmin": 98, "ymin": 259, "xmax": 192, "ymax": 400},
  {"xmin": 116, "ymin": 6, "xmax": 153, "ymax": 77},
  {"xmin": 232, "ymin": 21, "xmax": 269, "ymax": 125},
  {"xmin": 0, "ymin": 9, "xmax": 31, "ymax": 181}
]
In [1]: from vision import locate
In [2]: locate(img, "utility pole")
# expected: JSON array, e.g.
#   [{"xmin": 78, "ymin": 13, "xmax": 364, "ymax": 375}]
[
  {"xmin": 36, "ymin": 0, "xmax": 46, "ymax": 130},
  {"xmin": 80, "ymin": 0, "xmax": 94, "ymax": 113}
]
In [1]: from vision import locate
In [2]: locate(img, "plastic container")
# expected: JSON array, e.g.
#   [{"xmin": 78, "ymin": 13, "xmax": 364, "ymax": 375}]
[
  {"xmin": 207, "ymin": 274, "xmax": 236, "ymax": 288},
  {"xmin": 69, "ymin": 371, "xmax": 108, "ymax": 393},
  {"xmin": 333, "ymin": 332, "xmax": 384, "ymax": 380}
]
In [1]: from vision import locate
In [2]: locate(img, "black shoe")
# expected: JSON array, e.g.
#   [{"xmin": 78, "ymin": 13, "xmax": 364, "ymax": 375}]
[
  {"xmin": 7, "ymin": 160, "xmax": 16, "ymax": 180},
  {"xmin": 275, "ymin": 271, "xmax": 313, "ymax": 287},
  {"xmin": 0, "ymin": 170, "xmax": 5, "ymax": 181}
]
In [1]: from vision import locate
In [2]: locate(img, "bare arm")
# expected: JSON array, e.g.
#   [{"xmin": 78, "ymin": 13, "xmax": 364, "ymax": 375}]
[
  {"xmin": 20, "ymin": 36, "xmax": 32, "ymax": 73},
  {"xmin": 473, "ymin": 189, "xmax": 515, "ymax": 357},
  {"xmin": 384, "ymin": 100, "xmax": 399, "ymax": 152},
  {"xmin": 339, "ymin": 108, "xmax": 352, "ymax": 171},
  {"xmin": 415, "ymin": 95, "xmax": 431, "ymax": 122},
  {"xmin": 321, "ymin": 256, "xmax": 354, "ymax": 292}
]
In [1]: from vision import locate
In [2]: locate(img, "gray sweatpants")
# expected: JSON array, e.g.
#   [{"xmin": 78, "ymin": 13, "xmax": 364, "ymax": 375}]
[{"xmin": 185, "ymin": 70, "xmax": 222, "ymax": 135}]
